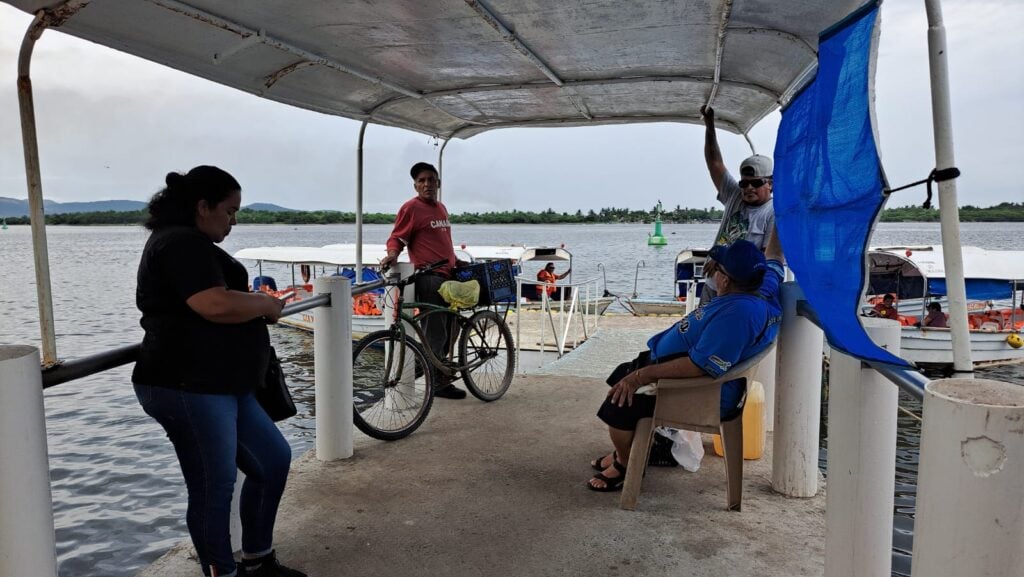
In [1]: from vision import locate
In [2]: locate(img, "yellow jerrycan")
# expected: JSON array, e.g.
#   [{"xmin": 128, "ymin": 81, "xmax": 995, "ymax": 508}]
[{"xmin": 712, "ymin": 380, "xmax": 766, "ymax": 460}]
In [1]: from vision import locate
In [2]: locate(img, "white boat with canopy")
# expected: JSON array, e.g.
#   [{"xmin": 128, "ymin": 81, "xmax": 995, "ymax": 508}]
[
  {"xmin": 468, "ymin": 245, "xmax": 616, "ymax": 314},
  {"xmin": 622, "ymin": 249, "xmax": 710, "ymax": 316},
  {"xmin": 233, "ymin": 244, "xmax": 411, "ymax": 336},
  {"xmin": 867, "ymin": 245, "xmax": 1024, "ymax": 369}
]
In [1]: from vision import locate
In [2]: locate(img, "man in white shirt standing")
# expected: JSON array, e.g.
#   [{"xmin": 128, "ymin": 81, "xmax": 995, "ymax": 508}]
[{"xmin": 700, "ymin": 105, "xmax": 775, "ymax": 303}]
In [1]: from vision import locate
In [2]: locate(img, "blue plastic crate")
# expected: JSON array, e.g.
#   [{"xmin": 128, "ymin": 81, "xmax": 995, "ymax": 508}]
[{"xmin": 452, "ymin": 259, "xmax": 516, "ymax": 306}]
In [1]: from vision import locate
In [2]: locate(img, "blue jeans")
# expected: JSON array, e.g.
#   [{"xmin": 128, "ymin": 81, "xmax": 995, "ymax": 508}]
[{"xmin": 134, "ymin": 384, "xmax": 292, "ymax": 577}]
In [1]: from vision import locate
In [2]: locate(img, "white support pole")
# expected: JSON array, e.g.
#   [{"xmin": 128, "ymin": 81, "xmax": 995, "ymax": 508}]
[
  {"xmin": 0, "ymin": 346, "xmax": 57, "ymax": 577},
  {"xmin": 437, "ymin": 139, "xmax": 450, "ymax": 203},
  {"xmin": 772, "ymin": 281, "xmax": 824, "ymax": 497},
  {"xmin": 755, "ymin": 349, "xmax": 777, "ymax": 432},
  {"xmin": 923, "ymin": 0, "xmax": 972, "ymax": 377},
  {"xmin": 911, "ymin": 378, "xmax": 1024, "ymax": 577},
  {"xmin": 314, "ymin": 277, "xmax": 353, "ymax": 460},
  {"xmin": 18, "ymin": 15, "xmax": 58, "ymax": 367},
  {"xmin": 825, "ymin": 318, "xmax": 900, "ymax": 577},
  {"xmin": 355, "ymin": 121, "xmax": 367, "ymax": 281}
]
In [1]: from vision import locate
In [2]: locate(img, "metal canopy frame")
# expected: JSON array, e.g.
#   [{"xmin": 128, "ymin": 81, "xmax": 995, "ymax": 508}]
[{"xmin": 7, "ymin": 0, "xmax": 866, "ymax": 140}]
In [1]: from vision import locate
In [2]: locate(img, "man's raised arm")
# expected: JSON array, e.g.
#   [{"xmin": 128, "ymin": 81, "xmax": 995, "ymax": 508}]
[
  {"xmin": 702, "ymin": 105, "xmax": 727, "ymax": 191},
  {"xmin": 764, "ymin": 222, "xmax": 784, "ymax": 263}
]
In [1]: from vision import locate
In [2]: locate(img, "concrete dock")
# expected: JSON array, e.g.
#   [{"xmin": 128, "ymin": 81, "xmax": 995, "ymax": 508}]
[{"xmin": 139, "ymin": 315, "xmax": 826, "ymax": 577}]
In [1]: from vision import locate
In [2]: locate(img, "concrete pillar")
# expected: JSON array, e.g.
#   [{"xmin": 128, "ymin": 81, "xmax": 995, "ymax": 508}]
[
  {"xmin": 0, "ymin": 346, "xmax": 57, "ymax": 577},
  {"xmin": 825, "ymin": 318, "xmax": 900, "ymax": 577},
  {"xmin": 755, "ymin": 349, "xmax": 777, "ymax": 432},
  {"xmin": 911, "ymin": 378, "xmax": 1024, "ymax": 577},
  {"xmin": 772, "ymin": 281, "xmax": 824, "ymax": 497},
  {"xmin": 314, "ymin": 277, "xmax": 353, "ymax": 460}
]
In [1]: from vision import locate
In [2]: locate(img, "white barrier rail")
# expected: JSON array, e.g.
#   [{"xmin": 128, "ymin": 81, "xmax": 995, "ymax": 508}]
[{"xmin": 513, "ymin": 275, "xmax": 606, "ymax": 372}]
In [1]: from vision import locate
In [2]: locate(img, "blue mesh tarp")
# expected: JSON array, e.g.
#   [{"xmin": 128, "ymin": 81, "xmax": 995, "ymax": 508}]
[
  {"xmin": 930, "ymin": 278, "xmax": 1012, "ymax": 301},
  {"xmin": 773, "ymin": 1, "xmax": 911, "ymax": 368}
]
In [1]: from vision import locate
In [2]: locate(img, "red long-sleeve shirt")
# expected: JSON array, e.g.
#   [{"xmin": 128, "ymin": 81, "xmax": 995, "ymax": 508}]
[{"xmin": 386, "ymin": 197, "xmax": 457, "ymax": 275}]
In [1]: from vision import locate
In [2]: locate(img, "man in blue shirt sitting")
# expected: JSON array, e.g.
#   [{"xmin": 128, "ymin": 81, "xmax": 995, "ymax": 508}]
[{"xmin": 588, "ymin": 227, "xmax": 784, "ymax": 492}]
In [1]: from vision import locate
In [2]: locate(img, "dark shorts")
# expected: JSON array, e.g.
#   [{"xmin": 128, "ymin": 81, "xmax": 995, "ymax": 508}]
[
  {"xmin": 597, "ymin": 391, "xmax": 657, "ymax": 431},
  {"xmin": 596, "ymin": 350, "xmax": 683, "ymax": 431}
]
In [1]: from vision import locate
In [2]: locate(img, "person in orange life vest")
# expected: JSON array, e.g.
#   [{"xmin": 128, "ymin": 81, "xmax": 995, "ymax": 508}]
[
  {"xmin": 873, "ymin": 294, "xmax": 898, "ymax": 319},
  {"xmin": 380, "ymin": 162, "xmax": 467, "ymax": 400},
  {"xmin": 536, "ymin": 262, "xmax": 571, "ymax": 297}
]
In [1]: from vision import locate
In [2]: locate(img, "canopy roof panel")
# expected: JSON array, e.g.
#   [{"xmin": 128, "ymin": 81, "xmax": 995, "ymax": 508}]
[
  {"xmin": 8, "ymin": 0, "xmax": 867, "ymax": 139},
  {"xmin": 870, "ymin": 246, "xmax": 1024, "ymax": 282}
]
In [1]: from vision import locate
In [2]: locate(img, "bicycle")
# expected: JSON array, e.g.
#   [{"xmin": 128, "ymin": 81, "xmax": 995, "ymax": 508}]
[{"xmin": 352, "ymin": 260, "xmax": 516, "ymax": 441}]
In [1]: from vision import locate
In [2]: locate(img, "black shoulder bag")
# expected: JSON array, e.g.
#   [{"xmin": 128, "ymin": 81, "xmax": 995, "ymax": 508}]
[{"xmin": 257, "ymin": 346, "xmax": 297, "ymax": 422}]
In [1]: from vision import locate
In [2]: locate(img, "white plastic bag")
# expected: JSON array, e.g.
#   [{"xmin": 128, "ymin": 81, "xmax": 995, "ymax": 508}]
[{"xmin": 656, "ymin": 426, "xmax": 704, "ymax": 472}]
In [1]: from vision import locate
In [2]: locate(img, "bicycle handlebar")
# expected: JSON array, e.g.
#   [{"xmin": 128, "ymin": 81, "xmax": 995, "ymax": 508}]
[{"xmin": 381, "ymin": 258, "xmax": 451, "ymax": 289}]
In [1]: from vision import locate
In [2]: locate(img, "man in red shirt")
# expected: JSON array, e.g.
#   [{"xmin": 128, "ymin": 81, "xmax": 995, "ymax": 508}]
[
  {"xmin": 381, "ymin": 162, "xmax": 466, "ymax": 399},
  {"xmin": 872, "ymin": 294, "xmax": 898, "ymax": 320}
]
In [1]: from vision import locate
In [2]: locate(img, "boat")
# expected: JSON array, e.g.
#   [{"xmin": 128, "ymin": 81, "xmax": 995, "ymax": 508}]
[
  {"xmin": 622, "ymin": 249, "xmax": 710, "ymax": 316},
  {"xmin": 236, "ymin": 241, "xmax": 616, "ymax": 335},
  {"xmin": 867, "ymin": 245, "xmax": 1024, "ymax": 369},
  {"xmin": 460, "ymin": 244, "xmax": 618, "ymax": 315},
  {"xmin": 234, "ymin": 244, "xmax": 409, "ymax": 336}
]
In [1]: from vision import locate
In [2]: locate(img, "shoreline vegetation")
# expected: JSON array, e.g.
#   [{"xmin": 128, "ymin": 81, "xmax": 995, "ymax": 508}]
[{"xmin": 3, "ymin": 202, "xmax": 1022, "ymax": 226}]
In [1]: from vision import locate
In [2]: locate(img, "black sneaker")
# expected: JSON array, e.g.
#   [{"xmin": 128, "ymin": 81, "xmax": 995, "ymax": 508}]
[
  {"xmin": 239, "ymin": 550, "xmax": 306, "ymax": 577},
  {"xmin": 434, "ymin": 384, "xmax": 467, "ymax": 399},
  {"xmin": 647, "ymin": 432, "xmax": 679, "ymax": 467}
]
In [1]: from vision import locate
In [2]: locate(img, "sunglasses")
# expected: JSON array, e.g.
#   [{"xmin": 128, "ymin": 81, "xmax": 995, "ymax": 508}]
[{"xmin": 738, "ymin": 178, "xmax": 769, "ymax": 189}]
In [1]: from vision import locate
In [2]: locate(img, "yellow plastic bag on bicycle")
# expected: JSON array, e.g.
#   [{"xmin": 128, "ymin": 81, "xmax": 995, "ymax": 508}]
[{"xmin": 439, "ymin": 280, "xmax": 480, "ymax": 310}]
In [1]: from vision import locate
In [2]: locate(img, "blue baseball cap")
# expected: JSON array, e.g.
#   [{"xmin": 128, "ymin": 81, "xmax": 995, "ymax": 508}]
[{"xmin": 708, "ymin": 239, "xmax": 767, "ymax": 285}]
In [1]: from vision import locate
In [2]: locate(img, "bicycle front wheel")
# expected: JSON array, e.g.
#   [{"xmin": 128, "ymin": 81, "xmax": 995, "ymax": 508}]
[
  {"xmin": 352, "ymin": 330, "xmax": 434, "ymax": 441},
  {"xmin": 459, "ymin": 310, "xmax": 515, "ymax": 401}
]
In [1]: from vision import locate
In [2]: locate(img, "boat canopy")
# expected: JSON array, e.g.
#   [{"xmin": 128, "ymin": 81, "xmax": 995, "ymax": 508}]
[
  {"xmin": 869, "ymin": 246, "xmax": 1024, "ymax": 301},
  {"xmin": 6, "ymin": 0, "xmax": 866, "ymax": 140},
  {"xmin": 235, "ymin": 244, "xmax": 408, "ymax": 266},
  {"xmin": 458, "ymin": 245, "xmax": 528, "ymax": 263},
  {"xmin": 520, "ymin": 247, "xmax": 571, "ymax": 263}
]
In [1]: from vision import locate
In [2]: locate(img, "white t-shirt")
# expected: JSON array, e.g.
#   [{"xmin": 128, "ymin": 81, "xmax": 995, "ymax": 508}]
[
  {"xmin": 713, "ymin": 170, "xmax": 775, "ymax": 250},
  {"xmin": 705, "ymin": 170, "xmax": 775, "ymax": 292}
]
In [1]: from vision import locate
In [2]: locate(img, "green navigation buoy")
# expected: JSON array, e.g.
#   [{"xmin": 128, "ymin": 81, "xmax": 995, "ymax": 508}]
[
  {"xmin": 647, "ymin": 200, "xmax": 667, "ymax": 246},
  {"xmin": 1, "ymin": 217, "xmax": 7, "ymax": 230}
]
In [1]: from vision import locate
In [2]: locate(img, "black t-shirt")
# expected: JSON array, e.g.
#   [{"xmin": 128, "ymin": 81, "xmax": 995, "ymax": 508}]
[{"xmin": 132, "ymin": 226, "xmax": 269, "ymax": 394}]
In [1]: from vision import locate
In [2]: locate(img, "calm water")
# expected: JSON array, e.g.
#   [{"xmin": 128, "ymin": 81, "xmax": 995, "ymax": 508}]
[{"xmin": 1, "ymin": 222, "xmax": 1022, "ymax": 576}]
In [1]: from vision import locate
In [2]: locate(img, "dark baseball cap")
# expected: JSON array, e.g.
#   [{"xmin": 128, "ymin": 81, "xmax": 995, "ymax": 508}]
[{"xmin": 708, "ymin": 239, "xmax": 767, "ymax": 285}]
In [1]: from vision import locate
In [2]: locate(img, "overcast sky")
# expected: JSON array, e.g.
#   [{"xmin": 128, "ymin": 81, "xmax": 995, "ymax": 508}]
[{"xmin": 0, "ymin": 1, "xmax": 1021, "ymax": 214}]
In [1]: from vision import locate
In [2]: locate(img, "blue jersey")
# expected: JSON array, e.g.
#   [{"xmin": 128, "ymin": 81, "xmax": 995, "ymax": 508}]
[{"xmin": 646, "ymin": 260, "xmax": 784, "ymax": 416}]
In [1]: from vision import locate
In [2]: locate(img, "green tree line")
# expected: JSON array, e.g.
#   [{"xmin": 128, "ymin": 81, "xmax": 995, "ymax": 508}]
[{"xmin": 4, "ymin": 202, "xmax": 1023, "ymax": 226}]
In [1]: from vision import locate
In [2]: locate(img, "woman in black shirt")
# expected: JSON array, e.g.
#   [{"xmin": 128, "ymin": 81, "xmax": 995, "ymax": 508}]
[{"xmin": 133, "ymin": 166, "xmax": 303, "ymax": 577}]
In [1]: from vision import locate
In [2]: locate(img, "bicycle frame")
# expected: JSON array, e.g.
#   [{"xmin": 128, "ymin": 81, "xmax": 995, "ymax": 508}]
[{"xmin": 383, "ymin": 293, "xmax": 488, "ymax": 378}]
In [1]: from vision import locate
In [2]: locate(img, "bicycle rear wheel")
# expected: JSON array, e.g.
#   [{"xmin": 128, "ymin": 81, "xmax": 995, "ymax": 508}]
[
  {"xmin": 459, "ymin": 310, "xmax": 515, "ymax": 401},
  {"xmin": 352, "ymin": 330, "xmax": 434, "ymax": 441}
]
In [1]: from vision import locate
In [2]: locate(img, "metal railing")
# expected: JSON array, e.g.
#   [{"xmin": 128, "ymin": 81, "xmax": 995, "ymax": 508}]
[
  {"xmin": 34, "ymin": 284, "xmax": 408, "ymax": 389},
  {"xmin": 796, "ymin": 300, "xmax": 928, "ymax": 399},
  {"xmin": 513, "ymin": 275, "xmax": 606, "ymax": 370}
]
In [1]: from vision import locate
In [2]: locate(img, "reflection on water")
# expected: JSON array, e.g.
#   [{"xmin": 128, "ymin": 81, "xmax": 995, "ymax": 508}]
[{"xmin": 1, "ymin": 222, "xmax": 1023, "ymax": 576}]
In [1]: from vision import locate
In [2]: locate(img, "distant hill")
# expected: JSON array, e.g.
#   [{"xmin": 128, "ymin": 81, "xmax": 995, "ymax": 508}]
[
  {"xmin": 0, "ymin": 197, "xmax": 146, "ymax": 217},
  {"xmin": 0, "ymin": 197, "xmax": 295, "ymax": 217},
  {"xmin": 244, "ymin": 203, "xmax": 296, "ymax": 213}
]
